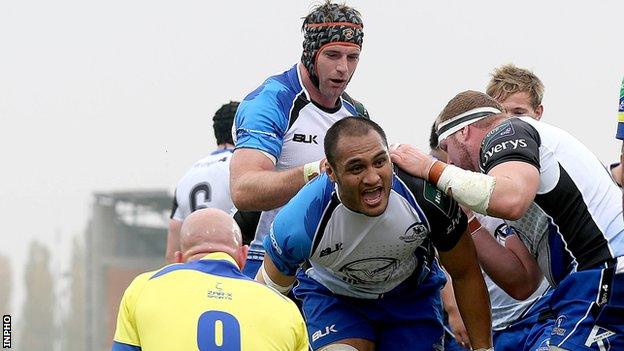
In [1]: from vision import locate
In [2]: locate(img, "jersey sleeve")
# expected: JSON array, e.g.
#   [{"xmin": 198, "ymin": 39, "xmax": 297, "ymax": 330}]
[
  {"xmin": 262, "ymin": 174, "xmax": 331, "ymax": 276},
  {"xmin": 341, "ymin": 92, "xmax": 370, "ymax": 119},
  {"xmin": 394, "ymin": 167, "xmax": 468, "ymax": 252},
  {"xmin": 112, "ymin": 273, "xmax": 150, "ymax": 351},
  {"xmin": 234, "ymin": 79, "xmax": 290, "ymax": 160},
  {"xmin": 617, "ymin": 79, "xmax": 624, "ymax": 140},
  {"xmin": 169, "ymin": 190, "xmax": 179, "ymax": 220},
  {"xmin": 480, "ymin": 118, "xmax": 541, "ymax": 173}
]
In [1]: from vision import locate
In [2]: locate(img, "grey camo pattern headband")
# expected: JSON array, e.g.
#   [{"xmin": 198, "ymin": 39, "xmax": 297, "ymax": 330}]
[{"xmin": 301, "ymin": 4, "xmax": 364, "ymax": 87}]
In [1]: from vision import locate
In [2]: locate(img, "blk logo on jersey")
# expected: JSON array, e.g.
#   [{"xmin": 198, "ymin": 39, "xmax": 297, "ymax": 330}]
[
  {"xmin": 319, "ymin": 243, "xmax": 343, "ymax": 257},
  {"xmin": 293, "ymin": 133, "xmax": 318, "ymax": 144},
  {"xmin": 312, "ymin": 324, "xmax": 338, "ymax": 342}
]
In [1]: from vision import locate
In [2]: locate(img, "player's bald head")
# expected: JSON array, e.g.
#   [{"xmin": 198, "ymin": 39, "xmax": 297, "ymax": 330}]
[{"xmin": 179, "ymin": 208, "xmax": 243, "ymax": 259}]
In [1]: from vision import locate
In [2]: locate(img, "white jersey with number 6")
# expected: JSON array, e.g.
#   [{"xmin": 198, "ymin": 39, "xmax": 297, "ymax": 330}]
[{"xmin": 171, "ymin": 149, "xmax": 234, "ymax": 221}]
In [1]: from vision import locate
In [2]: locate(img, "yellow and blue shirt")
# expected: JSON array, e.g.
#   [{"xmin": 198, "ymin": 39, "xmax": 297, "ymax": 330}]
[{"xmin": 112, "ymin": 252, "xmax": 309, "ymax": 351}]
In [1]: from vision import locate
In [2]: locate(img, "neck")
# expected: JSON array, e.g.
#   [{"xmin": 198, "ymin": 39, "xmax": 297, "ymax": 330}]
[{"xmin": 299, "ymin": 63, "xmax": 339, "ymax": 109}]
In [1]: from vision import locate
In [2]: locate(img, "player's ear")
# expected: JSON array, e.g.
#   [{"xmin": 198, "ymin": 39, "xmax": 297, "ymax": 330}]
[
  {"xmin": 174, "ymin": 251, "xmax": 184, "ymax": 263},
  {"xmin": 326, "ymin": 163, "xmax": 336, "ymax": 182},
  {"xmin": 534, "ymin": 105, "xmax": 543, "ymax": 120},
  {"xmin": 236, "ymin": 245, "xmax": 249, "ymax": 270},
  {"xmin": 457, "ymin": 126, "xmax": 470, "ymax": 142}
]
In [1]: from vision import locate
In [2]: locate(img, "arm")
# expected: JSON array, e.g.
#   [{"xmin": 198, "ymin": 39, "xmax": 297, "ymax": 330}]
[
  {"xmin": 230, "ymin": 148, "xmax": 322, "ymax": 211},
  {"xmin": 439, "ymin": 230, "xmax": 492, "ymax": 350},
  {"xmin": 165, "ymin": 219, "xmax": 182, "ymax": 264},
  {"xmin": 440, "ymin": 270, "xmax": 471, "ymax": 348},
  {"xmin": 470, "ymin": 222, "xmax": 543, "ymax": 299},
  {"xmin": 255, "ymin": 254, "xmax": 296, "ymax": 293},
  {"xmin": 390, "ymin": 144, "xmax": 539, "ymax": 220},
  {"xmin": 485, "ymin": 161, "xmax": 539, "ymax": 219}
]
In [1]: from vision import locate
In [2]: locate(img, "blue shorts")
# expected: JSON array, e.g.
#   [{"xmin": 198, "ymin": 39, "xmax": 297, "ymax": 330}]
[
  {"xmin": 549, "ymin": 257, "xmax": 624, "ymax": 350},
  {"xmin": 294, "ymin": 261, "xmax": 447, "ymax": 350},
  {"xmin": 493, "ymin": 289, "xmax": 553, "ymax": 351},
  {"xmin": 242, "ymin": 249, "xmax": 264, "ymax": 278},
  {"xmin": 444, "ymin": 327, "xmax": 469, "ymax": 351}
]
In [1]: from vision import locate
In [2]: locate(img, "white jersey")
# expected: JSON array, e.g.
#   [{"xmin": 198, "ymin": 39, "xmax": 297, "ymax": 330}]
[
  {"xmin": 264, "ymin": 169, "xmax": 467, "ymax": 299},
  {"xmin": 233, "ymin": 64, "xmax": 368, "ymax": 256},
  {"xmin": 477, "ymin": 215, "xmax": 551, "ymax": 330},
  {"xmin": 479, "ymin": 117, "xmax": 624, "ymax": 286},
  {"xmin": 170, "ymin": 149, "xmax": 234, "ymax": 221}
]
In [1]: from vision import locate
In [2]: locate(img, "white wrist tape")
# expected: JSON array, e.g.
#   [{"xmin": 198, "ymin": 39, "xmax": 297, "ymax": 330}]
[
  {"xmin": 260, "ymin": 264, "xmax": 293, "ymax": 295},
  {"xmin": 436, "ymin": 165, "xmax": 496, "ymax": 215},
  {"xmin": 303, "ymin": 160, "xmax": 321, "ymax": 183}
]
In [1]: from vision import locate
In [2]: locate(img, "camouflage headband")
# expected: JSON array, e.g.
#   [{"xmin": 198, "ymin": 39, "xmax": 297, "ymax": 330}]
[{"xmin": 301, "ymin": 4, "xmax": 364, "ymax": 87}]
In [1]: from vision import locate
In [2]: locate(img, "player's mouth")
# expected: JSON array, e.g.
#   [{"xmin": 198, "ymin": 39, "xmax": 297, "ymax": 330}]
[
  {"xmin": 361, "ymin": 187, "xmax": 383, "ymax": 207},
  {"xmin": 329, "ymin": 78, "xmax": 346, "ymax": 87}
]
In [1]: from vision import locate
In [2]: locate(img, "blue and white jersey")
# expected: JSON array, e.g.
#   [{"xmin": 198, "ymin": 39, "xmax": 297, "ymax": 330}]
[
  {"xmin": 170, "ymin": 149, "xmax": 234, "ymax": 221},
  {"xmin": 477, "ymin": 215, "xmax": 551, "ymax": 330},
  {"xmin": 263, "ymin": 167, "xmax": 468, "ymax": 299},
  {"xmin": 234, "ymin": 63, "xmax": 368, "ymax": 255},
  {"xmin": 480, "ymin": 117, "xmax": 624, "ymax": 286}
]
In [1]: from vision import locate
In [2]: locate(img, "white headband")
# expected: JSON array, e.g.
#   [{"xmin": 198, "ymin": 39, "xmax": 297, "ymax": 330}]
[{"xmin": 436, "ymin": 107, "xmax": 502, "ymax": 142}]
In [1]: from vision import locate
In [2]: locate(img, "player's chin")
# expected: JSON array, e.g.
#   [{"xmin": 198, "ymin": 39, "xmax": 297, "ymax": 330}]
[{"xmin": 359, "ymin": 196, "xmax": 388, "ymax": 217}]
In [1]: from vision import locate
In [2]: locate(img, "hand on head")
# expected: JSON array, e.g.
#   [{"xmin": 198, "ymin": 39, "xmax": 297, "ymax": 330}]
[
  {"xmin": 389, "ymin": 143, "xmax": 436, "ymax": 180},
  {"xmin": 175, "ymin": 208, "xmax": 249, "ymax": 269}
]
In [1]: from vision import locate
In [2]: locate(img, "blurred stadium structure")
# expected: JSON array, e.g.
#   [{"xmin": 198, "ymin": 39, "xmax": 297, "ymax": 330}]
[{"xmin": 85, "ymin": 190, "xmax": 170, "ymax": 351}]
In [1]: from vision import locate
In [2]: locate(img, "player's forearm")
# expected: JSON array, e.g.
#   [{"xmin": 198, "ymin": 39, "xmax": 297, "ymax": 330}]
[
  {"xmin": 440, "ymin": 275, "xmax": 459, "ymax": 315},
  {"xmin": 451, "ymin": 267, "xmax": 492, "ymax": 349},
  {"xmin": 472, "ymin": 228, "xmax": 538, "ymax": 299},
  {"xmin": 231, "ymin": 167, "xmax": 306, "ymax": 211}
]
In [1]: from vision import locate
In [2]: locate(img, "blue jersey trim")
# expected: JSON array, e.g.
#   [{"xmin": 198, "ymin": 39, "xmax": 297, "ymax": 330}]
[
  {"xmin": 263, "ymin": 173, "xmax": 333, "ymax": 276},
  {"xmin": 616, "ymin": 122, "xmax": 624, "ymax": 140},
  {"xmin": 547, "ymin": 221, "xmax": 575, "ymax": 285},
  {"xmin": 149, "ymin": 259, "xmax": 251, "ymax": 281},
  {"xmin": 112, "ymin": 341, "xmax": 142, "ymax": 351},
  {"xmin": 234, "ymin": 66, "xmax": 300, "ymax": 159}
]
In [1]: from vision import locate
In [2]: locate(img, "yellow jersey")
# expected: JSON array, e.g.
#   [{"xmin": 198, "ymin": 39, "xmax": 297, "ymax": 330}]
[{"xmin": 112, "ymin": 252, "xmax": 309, "ymax": 351}]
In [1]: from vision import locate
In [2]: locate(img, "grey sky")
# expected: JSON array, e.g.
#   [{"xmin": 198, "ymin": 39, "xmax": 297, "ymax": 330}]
[{"xmin": 2, "ymin": 0, "xmax": 623, "ymax": 314}]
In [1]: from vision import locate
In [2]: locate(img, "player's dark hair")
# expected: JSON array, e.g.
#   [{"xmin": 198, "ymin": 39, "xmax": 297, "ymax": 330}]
[
  {"xmin": 324, "ymin": 117, "xmax": 387, "ymax": 167},
  {"xmin": 429, "ymin": 122, "xmax": 439, "ymax": 150},
  {"xmin": 213, "ymin": 101, "xmax": 239, "ymax": 145}
]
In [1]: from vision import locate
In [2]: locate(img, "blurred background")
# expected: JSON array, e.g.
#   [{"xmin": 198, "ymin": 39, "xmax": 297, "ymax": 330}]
[{"xmin": 1, "ymin": 0, "xmax": 622, "ymax": 350}]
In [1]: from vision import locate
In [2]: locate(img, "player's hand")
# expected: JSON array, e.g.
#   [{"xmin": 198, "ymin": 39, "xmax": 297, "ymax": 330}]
[
  {"xmin": 389, "ymin": 143, "xmax": 436, "ymax": 180},
  {"xmin": 448, "ymin": 309, "xmax": 471, "ymax": 349}
]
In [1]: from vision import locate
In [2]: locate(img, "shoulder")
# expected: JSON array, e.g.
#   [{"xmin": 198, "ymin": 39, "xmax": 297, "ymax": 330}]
[
  {"xmin": 341, "ymin": 92, "xmax": 369, "ymax": 118},
  {"xmin": 392, "ymin": 165, "xmax": 460, "ymax": 218},
  {"xmin": 482, "ymin": 117, "xmax": 540, "ymax": 151},
  {"xmin": 239, "ymin": 66, "xmax": 301, "ymax": 111},
  {"xmin": 480, "ymin": 117, "xmax": 541, "ymax": 172},
  {"xmin": 121, "ymin": 270, "xmax": 155, "ymax": 303},
  {"xmin": 275, "ymin": 173, "xmax": 334, "ymax": 231}
]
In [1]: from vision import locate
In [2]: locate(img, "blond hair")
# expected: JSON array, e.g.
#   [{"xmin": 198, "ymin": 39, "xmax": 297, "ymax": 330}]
[{"xmin": 486, "ymin": 64, "xmax": 544, "ymax": 109}]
